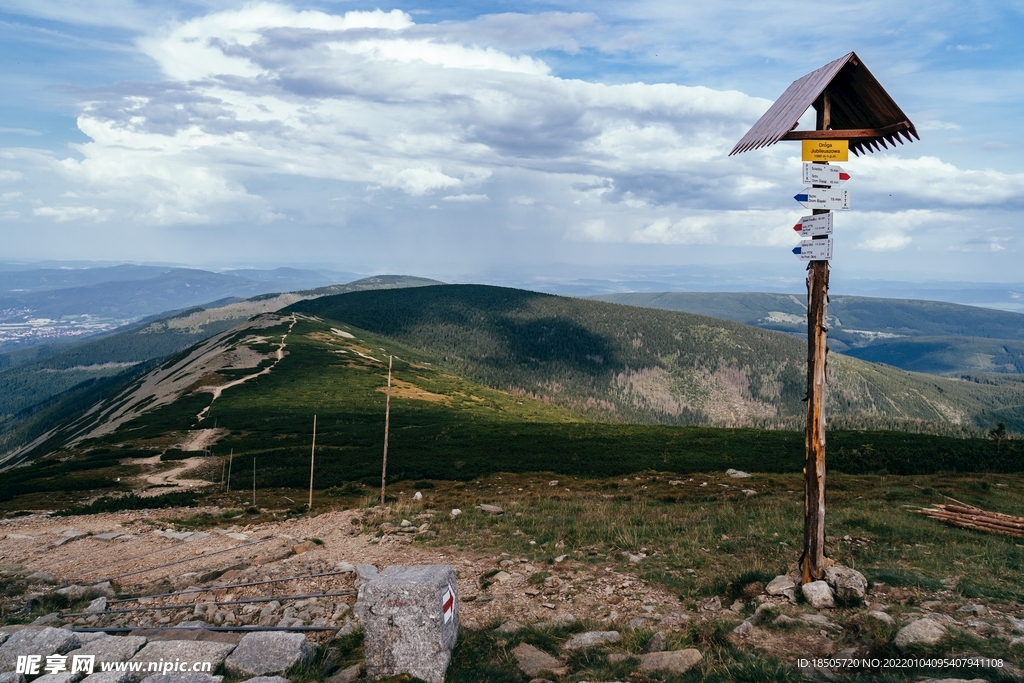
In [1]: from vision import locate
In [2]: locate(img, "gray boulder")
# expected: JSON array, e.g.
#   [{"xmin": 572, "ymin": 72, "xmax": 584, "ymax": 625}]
[
  {"xmin": 236, "ymin": 678, "xmax": 288, "ymax": 683},
  {"xmin": 801, "ymin": 581, "xmax": 835, "ymax": 609},
  {"xmin": 137, "ymin": 676, "xmax": 222, "ymax": 683},
  {"xmin": 641, "ymin": 632, "xmax": 667, "ymax": 653},
  {"xmin": 0, "ymin": 673, "xmax": 25, "ymax": 683},
  {"xmin": 84, "ymin": 598, "xmax": 107, "ymax": 614},
  {"xmin": 81, "ymin": 673, "xmax": 133, "ymax": 683},
  {"xmin": 0, "ymin": 627, "xmax": 82, "ymax": 672},
  {"xmin": 894, "ymin": 619, "xmax": 946, "ymax": 650},
  {"xmin": 68, "ymin": 635, "xmax": 147, "ymax": 667},
  {"xmin": 765, "ymin": 575, "xmax": 796, "ymax": 601},
  {"xmin": 31, "ymin": 673, "xmax": 83, "ymax": 683},
  {"xmin": 223, "ymin": 632, "xmax": 313, "ymax": 679},
  {"xmin": 824, "ymin": 566, "xmax": 867, "ymax": 603},
  {"xmin": 638, "ymin": 649, "xmax": 703, "ymax": 673},
  {"xmin": 865, "ymin": 611, "xmax": 894, "ymax": 626},
  {"xmin": 129, "ymin": 642, "xmax": 235, "ymax": 683},
  {"xmin": 562, "ymin": 631, "xmax": 620, "ymax": 650},
  {"xmin": 511, "ymin": 643, "xmax": 563, "ymax": 678},
  {"xmin": 324, "ymin": 665, "xmax": 362, "ymax": 683}
]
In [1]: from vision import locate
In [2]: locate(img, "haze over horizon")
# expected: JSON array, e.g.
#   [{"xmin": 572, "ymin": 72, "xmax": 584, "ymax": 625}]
[{"xmin": 2, "ymin": 1, "xmax": 1023, "ymax": 287}]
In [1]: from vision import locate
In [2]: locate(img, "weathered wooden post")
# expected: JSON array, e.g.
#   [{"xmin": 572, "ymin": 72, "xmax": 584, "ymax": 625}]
[
  {"xmin": 730, "ymin": 52, "xmax": 918, "ymax": 582},
  {"xmin": 381, "ymin": 355, "xmax": 393, "ymax": 506}
]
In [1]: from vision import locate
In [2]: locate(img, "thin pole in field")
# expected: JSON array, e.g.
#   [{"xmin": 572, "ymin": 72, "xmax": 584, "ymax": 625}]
[
  {"xmin": 227, "ymin": 449, "xmax": 233, "ymax": 493},
  {"xmin": 252, "ymin": 457, "xmax": 256, "ymax": 507},
  {"xmin": 380, "ymin": 355, "xmax": 393, "ymax": 506},
  {"xmin": 308, "ymin": 415, "xmax": 317, "ymax": 511}
]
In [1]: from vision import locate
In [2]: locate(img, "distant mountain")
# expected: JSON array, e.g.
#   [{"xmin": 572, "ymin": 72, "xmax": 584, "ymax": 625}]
[{"xmin": 591, "ymin": 292, "xmax": 1024, "ymax": 375}]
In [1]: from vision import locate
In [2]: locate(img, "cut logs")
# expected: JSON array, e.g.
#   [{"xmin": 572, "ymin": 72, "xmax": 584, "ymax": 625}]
[{"xmin": 916, "ymin": 503, "xmax": 1024, "ymax": 539}]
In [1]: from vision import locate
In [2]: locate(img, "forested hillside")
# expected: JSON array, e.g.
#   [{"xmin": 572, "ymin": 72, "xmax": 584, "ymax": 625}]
[{"xmin": 291, "ymin": 286, "xmax": 1024, "ymax": 433}]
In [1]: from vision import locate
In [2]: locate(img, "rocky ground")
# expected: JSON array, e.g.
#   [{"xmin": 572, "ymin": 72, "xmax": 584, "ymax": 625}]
[{"xmin": 1, "ymin": 505, "xmax": 1022, "ymax": 682}]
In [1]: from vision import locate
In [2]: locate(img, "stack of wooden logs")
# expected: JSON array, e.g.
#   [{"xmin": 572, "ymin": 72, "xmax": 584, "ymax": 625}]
[{"xmin": 917, "ymin": 502, "xmax": 1024, "ymax": 539}]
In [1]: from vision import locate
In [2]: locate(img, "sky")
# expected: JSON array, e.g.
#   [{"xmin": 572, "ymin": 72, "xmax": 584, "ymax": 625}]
[{"xmin": 1, "ymin": 0, "xmax": 1023, "ymax": 289}]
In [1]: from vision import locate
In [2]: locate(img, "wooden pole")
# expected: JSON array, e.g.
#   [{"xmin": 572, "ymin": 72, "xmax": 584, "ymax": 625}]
[
  {"xmin": 308, "ymin": 415, "xmax": 317, "ymax": 511},
  {"xmin": 801, "ymin": 92, "xmax": 831, "ymax": 583},
  {"xmin": 252, "ymin": 457, "xmax": 256, "ymax": 507},
  {"xmin": 226, "ymin": 449, "xmax": 233, "ymax": 493},
  {"xmin": 381, "ymin": 355, "xmax": 393, "ymax": 506}
]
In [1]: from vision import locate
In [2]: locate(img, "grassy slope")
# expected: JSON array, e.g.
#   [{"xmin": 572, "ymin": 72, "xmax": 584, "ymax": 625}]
[
  {"xmin": 290, "ymin": 285, "xmax": 1024, "ymax": 433},
  {"xmin": 593, "ymin": 291, "xmax": 1024, "ymax": 375}
]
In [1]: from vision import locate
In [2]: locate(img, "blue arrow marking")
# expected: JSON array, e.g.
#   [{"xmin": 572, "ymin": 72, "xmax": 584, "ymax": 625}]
[
  {"xmin": 792, "ymin": 247, "xmax": 802, "ymax": 254},
  {"xmin": 794, "ymin": 193, "xmax": 809, "ymax": 203}
]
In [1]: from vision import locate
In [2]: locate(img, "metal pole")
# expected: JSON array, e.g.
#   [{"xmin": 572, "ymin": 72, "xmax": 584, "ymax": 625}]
[
  {"xmin": 801, "ymin": 91, "xmax": 831, "ymax": 583},
  {"xmin": 308, "ymin": 414, "xmax": 316, "ymax": 511},
  {"xmin": 252, "ymin": 457, "xmax": 256, "ymax": 507},
  {"xmin": 227, "ymin": 449, "xmax": 232, "ymax": 493},
  {"xmin": 381, "ymin": 355, "xmax": 393, "ymax": 506}
]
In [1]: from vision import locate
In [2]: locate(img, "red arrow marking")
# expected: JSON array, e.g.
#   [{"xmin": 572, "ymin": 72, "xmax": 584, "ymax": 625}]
[
  {"xmin": 793, "ymin": 223, "xmax": 803, "ymax": 232},
  {"xmin": 443, "ymin": 592, "xmax": 454, "ymax": 614},
  {"xmin": 839, "ymin": 172, "xmax": 850, "ymax": 181}
]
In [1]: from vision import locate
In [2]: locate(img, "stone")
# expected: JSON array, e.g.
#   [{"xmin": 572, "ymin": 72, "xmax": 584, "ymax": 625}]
[
  {"xmin": 291, "ymin": 541, "xmax": 317, "ymax": 555},
  {"xmin": 725, "ymin": 469, "xmax": 751, "ymax": 478},
  {"xmin": 638, "ymin": 649, "xmax": 703, "ymax": 674},
  {"xmin": 742, "ymin": 489, "xmax": 757, "ymax": 496},
  {"xmin": 0, "ymin": 627, "xmax": 82, "ymax": 671},
  {"xmin": 361, "ymin": 565, "xmax": 459, "ymax": 683},
  {"xmin": 32, "ymin": 613, "xmax": 62, "ymax": 626},
  {"xmin": 492, "ymin": 571, "xmax": 511, "ymax": 584},
  {"xmin": 732, "ymin": 621, "xmax": 754, "ymax": 636},
  {"xmin": 27, "ymin": 572, "xmax": 56, "ymax": 583},
  {"xmin": 765, "ymin": 575, "xmax": 796, "ymax": 597},
  {"xmin": 32, "ymin": 673, "xmax": 84, "ymax": 683},
  {"xmin": 236, "ymin": 678, "xmax": 288, "ymax": 683},
  {"xmin": 69, "ymin": 635, "xmax": 148, "ymax": 666},
  {"xmin": 81, "ymin": 674, "xmax": 131, "ymax": 683},
  {"xmin": 494, "ymin": 620, "xmax": 523, "ymax": 634},
  {"xmin": 748, "ymin": 603, "xmax": 776, "ymax": 625},
  {"xmin": 413, "ymin": 492, "xmax": 423, "ymax": 501},
  {"xmin": 354, "ymin": 564, "xmax": 378, "ymax": 587},
  {"xmin": 92, "ymin": 533, "xmax": 122, "ymax": 542},
  {"xmin": 57, "ymin": 585, "xmax": 90, "ymax": 600},
  {"xmin": 824, "ymin": 566, "xmax": 868, "ymax": 603},
  {"xmin": 130, "ymin": 641, "xmax": 236, "ymax": 682},
  {"xmin": 865, "ymin": 610, "xmax": 895, "ymax": 626},
  {"xmin": 449, "ymin": 509, "xmax": 461, "ymax": 519},
  {"xmin": 84, "ymin": 598, "xmax": 108, "ymax": 614},
  {"xmin": 800, "ymin": 614, "xmax": 838, "ymax": 630},
  {"xmin": 894, "ymin": 619, "xmax": 947, "ymax": 650},
  {"xmin": 563, "ymin": 631, "xmax": 620, "ymax": 650},
  {"xmin": 512, "ymin": 643, "xmax": 563, "ymax": 678},
  {"xmin": 641, "ymin": 632, "xmax": 667, "ymax": 653},
  {"xmin": 90, "ymin": 583, "xmax": 116, "ymax": 600},
  {"xmin": 477, "ymin": 504, "xmax": 503, "ymax": 514},
  {"xmin": 772, "ymin": 614, "xmax": 798, "ymax": 627},
  {"xmin": 801, "ymin": 581, "xmax": 835, "ymax": 609},
  {"xmin": 0, "ymin": 673, "xmax": 25, "ymax": 683},
  {"xmin": 957, "ymin": 604, "xmax": 987, "ymax": 616},
  {"xmin": 223, "ymin": 632, "xmax": 313, "ymax": 679},
  {"xmin": 324, "ymin": 664, "xmax": 361, "ymax": 683}
]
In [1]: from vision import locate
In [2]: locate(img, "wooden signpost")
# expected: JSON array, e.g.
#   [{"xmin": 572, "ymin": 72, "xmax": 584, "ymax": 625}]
[{"xmin": 730, "ymin": 52, "xmax": 918, "ymax": 583}]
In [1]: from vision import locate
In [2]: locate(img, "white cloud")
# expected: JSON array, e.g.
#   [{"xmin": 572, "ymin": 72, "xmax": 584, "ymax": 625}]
[
  {"xmin": 443, "ymin": 194, "xmax": 489, "ymax": 202},
  {"xmin": 856, "ymin": 155, "xmax": 1024, "ymax": 205},
  {"xmin": 0, "ymin": 127, "xmax": 43, "ymax": 136},
  {"xmin": 858, "ymin": 233, "xmax": 912, "ymax": 251},
  {"xmin": 1, "ymin": 192, "xmax": 22, "ymax": 200},
  {"xmin": 0, "ymin": 171, "xmax": 24, "ymax": 182},
  {"xmin": 33, "ymin": 205, "xmax": 111, "ymax": 222}
]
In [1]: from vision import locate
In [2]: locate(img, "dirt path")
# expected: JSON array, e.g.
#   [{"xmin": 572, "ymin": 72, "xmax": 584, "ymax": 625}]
[
  {"xmin": 138, "ymin": 457, "xmax": 211, "ymax": 496},
  {"xmin": 196, "ymin": 314, "xmax": 296, "ymax": 421}
]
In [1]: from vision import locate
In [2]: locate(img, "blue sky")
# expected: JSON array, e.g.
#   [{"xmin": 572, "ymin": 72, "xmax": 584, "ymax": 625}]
[{"xmin": 1, "ymin": 1, "xmax": 1023, "ymax": 287}]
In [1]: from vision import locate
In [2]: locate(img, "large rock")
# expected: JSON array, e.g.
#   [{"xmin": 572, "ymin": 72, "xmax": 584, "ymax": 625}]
[
  {"xmin": 361, "ymin": 565, "xmax": 458, "ymax": 683},
  {"xmin": 223, "ymin": 632, "xmax": 312, "ymax": 679},
  {"xmin": 801, "ymin": 581, "xmax": 835, "ymax": 609},
  {"xmin": 562, "ymin": 631, "xmax": 620, "ymax": 650},
  {"xmin": 324, "ymin": 665, "xmax": 361, "ymax": 683},
  {"xmin": 129, "ymin": 642, "xmax": 235, "ymax": 683},
  {"xmin": 765, "ymin": 575, "xmax": 796, "ymax": 600},
  {"xmin": 31, "ymin": 674, "xmax": 83, "ymax": 683},
  {"xmin": 0, "ymin": 628, "xmax": 82, "ymax": 672},
  {"xmin": 68, "ymin": 636, "xmax": 147, "ymax": 667},
  {"xmin": 894, "ymin": 619, "xmax": 947, "ymax": 650},
  {"xmin": 236, "ymin": 678, "xmax": 288, "ymax": 683},
  {"xmin": 0, "ymin": 673, "xmax": 25, "ymax": 683},
  {"xmin": 865, "ymin": 611, "xmax": 894, "ymax": 626},
  {"xmin": 638, "ymin": 649, "xmax": 703, "ymax": 674},
  {"xmin": 81, "ymin": 674, "xmax": 132, "ymax": 683},
  {"xmin": 511, "ymin": 644, "xmax": 563, "ymax": 678},
  {"xmin": 824, "ymin": 566, "xmax": 867, "ymax": 603}
]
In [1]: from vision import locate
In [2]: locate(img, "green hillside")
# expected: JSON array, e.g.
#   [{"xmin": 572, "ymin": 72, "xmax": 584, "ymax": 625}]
[
  {"xmin": 591, "ymin": 291, "xmax": 1024, "ymax": 374},
  {"xmin": 0, "ymin": 276, "xmax": 441, "ymax": 459},
  {"xmin": 290, "ymin": 285, "xmax": 1024, "ymax": 434},
  {"xmin": 4, "ymin": 306, "xmax": 1021, "ymax": 510}
]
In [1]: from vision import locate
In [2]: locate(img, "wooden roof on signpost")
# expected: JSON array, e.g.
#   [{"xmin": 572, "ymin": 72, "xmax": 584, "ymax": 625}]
[{"xmin": 730, "ymin": 51, "xmax": 919, "ymax": 157}]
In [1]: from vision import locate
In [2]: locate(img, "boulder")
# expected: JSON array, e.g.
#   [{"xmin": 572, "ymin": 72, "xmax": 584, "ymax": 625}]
[
  {"xmin": 894, "ymin": 619, "xmax": 946, "ymax": 650},
  {"xmin": 130, "ymin": 642, "xmax": 236, "ymax": 682},
  {"xmin": 57, "ymin": 586, "xmax": 90, "ymax": 600},
  {"xmin": 765, "ymin": 575, "xmax": 796, "ymax": 598},
  {"xmin": 638, "ymin": 649, "xmax": 703, "ymax": 674},
  {"xmin": 223, "ymin": 632, "xmax": 313, "ymax": 679},
  {"xmin": 562, "ymin": 631, "xmax": 620, "ymax": 650},
  {"xmin": 291, "ymin": 542, "xmax": 317, "ymax": 555},
  {"xmin": 511, "ymin": 644, "xmax": 563, "ymax": 678},
  {"xmin": 137, "ymin": 676, "xmax": 222, "ymax": 683},
  {"xmin": 641, "ymin": 632, "xmax": 667, "ymax": 653},
  {"xmin": 31, "ymin": 674, "xmax": 83, "ymax": 683},
  {"xmin": 725, "ymin": 469, "xmax": 751, "ymax": 478},
  {"xmin": 0, "ymin": 674, "xmax": 25, "ymax": 683},
  {"xmin": 732, "ymin": 621, "xmax": 754, "ymax": 636},
  {"xmin": 68, "ymin": 635, "xmax": 147, "ymax": 667},
  {"xmin": 361, "ymin": 565, "xmax": 459, "ymax": 683},
  {"xmin": 90, "ymin": 583, "xmax": 115, "ymax": 600},
  {"xmin": 27, "ymin": 572, "xmax": 56, "ymax": 583},
  {"xmin": 84, "ymin": 598, "xmax": 107, "ymax": 614},
  {"xmin": 865, "ymin": 611, "xmax": 895, "ymax": 626},
  {"xmin": 824, "ymin": 566, "xmax": 867, "ymax": 603},
  {"xmin": 236, "ymin": 678, "xmax": 288, "ymax": 683},
  {"xmin": 324, "ymin": 664, "xmax": 361, "ymax": 683},
  {"xmin": 477, "ymin": 504, "xmax": 503, "ymax": 515},
  {"xmin": 0, "ymin": 627, "xmax": 81, "ymax": 672},
  {"xmin": 801, "ymin": 581, "xmax": 835, "ymax": 609}
]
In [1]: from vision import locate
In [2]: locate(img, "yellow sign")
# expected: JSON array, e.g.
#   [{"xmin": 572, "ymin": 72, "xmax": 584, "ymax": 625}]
[{"xmin": 802, "ymin": 139, "xmax": 849, "ymax": 162}]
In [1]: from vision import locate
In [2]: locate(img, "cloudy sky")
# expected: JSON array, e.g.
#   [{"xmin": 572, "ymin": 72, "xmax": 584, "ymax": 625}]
[{"xmin": 1, "ymin": 1, "xmax": 1023, "ymax": 286}]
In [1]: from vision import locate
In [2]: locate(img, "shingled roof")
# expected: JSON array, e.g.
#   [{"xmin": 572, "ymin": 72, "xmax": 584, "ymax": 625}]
[{"xmin": 730, "ymin": 52, "xmax": 919, "ymax": 157}]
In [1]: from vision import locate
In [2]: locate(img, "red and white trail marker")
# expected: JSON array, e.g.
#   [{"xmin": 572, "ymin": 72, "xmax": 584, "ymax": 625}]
[
  {"xmin": 442, "ymin": 584, "xmax": 455, "ymax": 624},
  {"xmin": 793, "ymin": 213, "xmax": 833, "ymax": 237},
  {"xmin": 802, "ymin": 163, "xmax": 850, "ymax": 186}
]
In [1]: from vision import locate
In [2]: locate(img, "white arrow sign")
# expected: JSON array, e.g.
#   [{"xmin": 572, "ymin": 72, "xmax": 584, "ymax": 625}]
[
  {"xmin": 802, "ymin": 163, "xmax": 851, "ymax": 186},
  {"xmin": 793, "ymin": 213, "xmax": 833, "ymax": 237},
  {"xmin": 792, "ymin": 238, "xmax": 833, "ymax": 261},
  {"xmin": 794, "ymin": 187, "xmax": 849, "ymax": 210}
]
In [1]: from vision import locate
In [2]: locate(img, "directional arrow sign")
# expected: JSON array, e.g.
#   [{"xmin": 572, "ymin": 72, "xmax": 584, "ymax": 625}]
[
  {"xmin": 792, "ymin": 238, "xmax": 833, "ymax": 261},
  {"xmin": 793, "ymin": 213, "xmax": 833, "ymax": 237},
  {"xmin": 794, "ymin": 187, "xmax": 849, "ymax": 210},
  {"xmin": 802, "ymin": 163, "xmax": 850, "ymax": 186}
]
